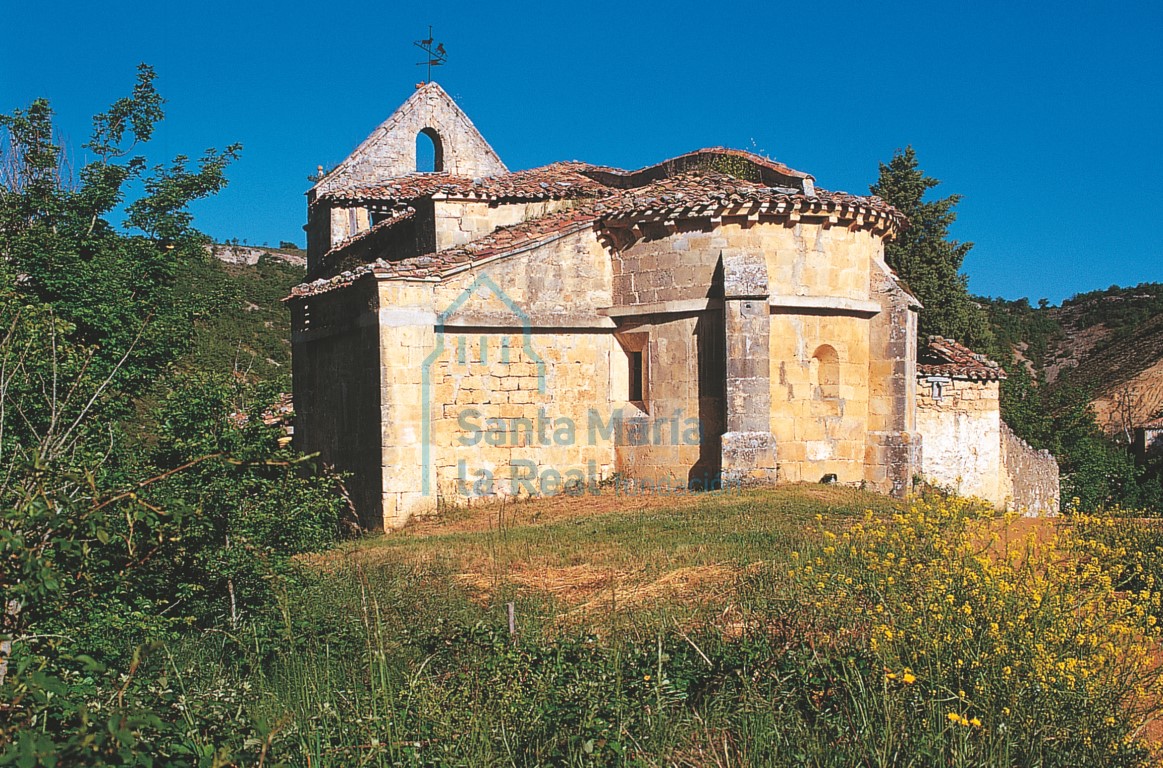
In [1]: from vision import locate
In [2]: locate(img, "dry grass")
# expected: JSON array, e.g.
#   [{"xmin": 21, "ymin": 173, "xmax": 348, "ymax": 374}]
[
  {"xmin": 303, "ymin": 483, "xmax": 900, "ymax": 638},
  {"xmin": 402, "ymin": 488, "xmax": 710, "ymax": 537}
]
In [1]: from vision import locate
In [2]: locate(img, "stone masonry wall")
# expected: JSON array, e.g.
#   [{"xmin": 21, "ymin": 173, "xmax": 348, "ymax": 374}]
[
  {"xmin": 611, "ymin": 221, "xmax": 723, "ymax": 306},
  {"xmin": 915, "ymin": 379, "xmax": 1004, "ymax": 503},
  {"xmin": 608, "ymin": 219, "xmax": 903, "ymax": 490},
  {"xmin": 375, "ymin": 228, "xmax": 619, "ymax": 524},
  {"xmin": 865, "ymin": 258, "xmax": 920, "ymax": 496},
  {"xmin": 434, "ymin": 199, "xmax": 577, "ymax": 251},
  {"xmin": 770, "ymin": 312, "xmax": 870, "ymax": 484},
  {"xmin": 428, "ymin": 327, "xmax": 618, "ymax": 501},
  {"xmin": 612, "ymin": 313, "xmax": 723, "ymax": 489},
  {"xmin": 314, "ymin": 83, "xmax": 506, "ymax": 197},
  {"xmin": 290, "ymin": 281, "xmax": 384, "ymax": 529},
  {"xmin": 1000, "ymin": 421, "xmax": 1060, "ymax": 515}
]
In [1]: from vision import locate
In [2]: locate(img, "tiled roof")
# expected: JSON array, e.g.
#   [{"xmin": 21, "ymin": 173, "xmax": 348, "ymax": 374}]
[
  {"xmin": 292, "ymin": 149, "xmax": 906, "ymax": 298},
  {"xmin": 601, "ymin": 170, "xmax": 895, "ymax": 227},
  {"xmin": 580, "ymin": 147, "xmax": 814, "ymax": 190},
  {"xmin": 314, "ymin": 149, "xmax": 813, "ymax": 206},
  {"xmin": 316, "ymin": 162, "xmax": 613, "ymax": 205},
  {"xmin": 290, "ymin": 209, "xmax": 597, "ymax": 296},
  {"xmin": 321, "ymin": 207, "xmax": 416, "ymax": 259},
  {"xmin": 918, "ymin": 336, "xmax": 1007, "ymax": 381},
  {"xmin": 1143, "ymin": 417, "xmax": 1163, "ymax": 430}
]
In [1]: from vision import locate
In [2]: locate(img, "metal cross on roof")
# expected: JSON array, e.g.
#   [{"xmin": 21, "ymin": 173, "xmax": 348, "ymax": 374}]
[{"xmin": 414, "ymin": 26, "xmax": 447, "ymax": 84}]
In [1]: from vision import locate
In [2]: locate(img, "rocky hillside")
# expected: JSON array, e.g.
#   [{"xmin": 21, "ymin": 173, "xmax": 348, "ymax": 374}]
[
  {"xmin": 983, "ymin": 283, "xmax": 1163, "ymax": 435},
  {"xmin": 208, "ymin": 242, "xmax": 307, "ymax": 269}
]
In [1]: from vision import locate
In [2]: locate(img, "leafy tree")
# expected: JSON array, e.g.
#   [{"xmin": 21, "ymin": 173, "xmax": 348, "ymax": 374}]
[
  {"xmin": 871, "ymin": 146, "xmax": 994, "ymax": 349},
  {"xmin": 0, "ymin": 69, "xmax": 342, "ymax": 762},
  {"xmin": 0, "ymin": 64, "xmax": 241, "ymax": 409},
  {"xmin": 998, "ymin": 364, "xmax": 1052, "ymax": 448},
  {"xmin": 141, "ymin": 375, "xmax": 341, "ymax": 635}
]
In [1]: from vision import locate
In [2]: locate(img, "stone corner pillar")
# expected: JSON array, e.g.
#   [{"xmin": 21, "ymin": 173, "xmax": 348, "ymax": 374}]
[
  {"xmin": 865, "ymin": 260, "xmax": 922, "ymax": 498},
  {"xmin": 719, "ymin": 250, "xmax": 777, "ymax": 486},
  {"xmin": 866, "ymin": 430, "xmax": 922, "ymax": 498},
  {"xmin": 377, "ymin": 281, "xmax": 440, "ymax": 529}
]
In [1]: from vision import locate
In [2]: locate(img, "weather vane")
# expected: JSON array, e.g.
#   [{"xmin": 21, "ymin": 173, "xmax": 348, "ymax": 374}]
[{"xmin": 414, "ymin": 26, "xmax": 447, "ymax": 84}]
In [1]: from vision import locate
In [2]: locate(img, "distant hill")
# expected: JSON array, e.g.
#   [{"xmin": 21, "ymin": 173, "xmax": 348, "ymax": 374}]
[
  {"xmin": 981, "ymin": 283, "xmax": 1163, "ymax": 435},
  {"xmin": 208, "ymin": 242, "xmax": 306, "ymax": 269},
  {"xmin": 177, "ymin": 252, "xmax": 303, "ymax": 384},
  {"xmin": 126, "ymin": 250, "xmax": 303, "ymax": 440}
]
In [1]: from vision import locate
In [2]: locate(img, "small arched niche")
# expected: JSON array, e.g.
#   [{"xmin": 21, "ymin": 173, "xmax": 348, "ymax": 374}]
[
  {"xmin": 810, "ymin": 344, "xmax": 840, "ymax": 401},
  {"xmin": 416, "ymin": 127, "xmax": 444, "ymax": 173}
]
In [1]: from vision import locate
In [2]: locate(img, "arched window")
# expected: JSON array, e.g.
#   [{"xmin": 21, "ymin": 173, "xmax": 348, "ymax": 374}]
[
  {"xmin": 416, "ymin": 127, "xmax": 444, "ymax": 173},
  {"xmin": 811, "ymin": 344, "xmax": 840, "ymax": 400}
]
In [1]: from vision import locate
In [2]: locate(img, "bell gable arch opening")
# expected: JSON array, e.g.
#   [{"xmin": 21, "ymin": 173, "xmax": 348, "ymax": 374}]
[{"xmin": 416, "ymin": 127, "xmax": 444, "ymax": 173}]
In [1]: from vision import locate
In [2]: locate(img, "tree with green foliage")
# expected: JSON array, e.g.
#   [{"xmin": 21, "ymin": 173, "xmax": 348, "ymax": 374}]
[
  {"xmin": 0, "ymin": 64, "xmax": 240, "ymax": 408},
  {"xmin": 0, "ymin": 69, "xmax": 342, "ymax": 764},
  {"xmin": 871, "ymin": 146, "xmax": 994, "ymax": 349}
]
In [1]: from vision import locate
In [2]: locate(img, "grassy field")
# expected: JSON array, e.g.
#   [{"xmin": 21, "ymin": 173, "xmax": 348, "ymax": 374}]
[
  {"xmin": 174, "ymin": 485, "xmax": 1163, "ymax": 766},
  {"xmin": 335, "ymin": 484, "xmax": 898, "ymax": 620}
]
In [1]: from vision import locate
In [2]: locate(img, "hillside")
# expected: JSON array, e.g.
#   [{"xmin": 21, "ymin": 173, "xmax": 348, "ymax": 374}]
[
  {"xmin": 124, "ymin": 250, "xmax": 303, "ymax": 439},
  {"xmin": 1066, "ymin": 317, "xmax": 1163, "ymax": 434},
  {"xmin": 180, "ymin": 250, "xmax": 302, "ymax": 383},
  {"xmin": 207, "ymin": 242, "xmax": 307, "ymax": 269},
  {"xmin": 982, "ymin": 283, "xmax": 1163, "ymax": 433}
]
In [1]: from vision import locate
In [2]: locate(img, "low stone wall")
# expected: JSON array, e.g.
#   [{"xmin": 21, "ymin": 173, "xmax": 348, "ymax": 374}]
[
  {"xmin": 915, "ymin": 379, "xmax": 1004, "ymax": 503},
  {"xmin": 999, "ymin": 421, "xmax": 1060, "ymax": 515}
]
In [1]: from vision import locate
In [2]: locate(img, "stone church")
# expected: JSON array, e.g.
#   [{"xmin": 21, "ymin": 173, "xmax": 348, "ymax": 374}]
[{"xmin": 289, "ymin": 82, "xmax": 1058, "ymax": 530}]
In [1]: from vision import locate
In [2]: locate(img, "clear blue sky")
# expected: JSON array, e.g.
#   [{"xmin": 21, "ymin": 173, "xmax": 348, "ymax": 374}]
[{"xmin": 2, "ymin": 0, "xmax": 1160, "ymax": 304}]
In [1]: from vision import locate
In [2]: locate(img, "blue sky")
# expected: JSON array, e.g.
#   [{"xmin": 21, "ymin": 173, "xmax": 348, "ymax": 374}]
[{"xmin": 2, "ymin": 0, "xmax": 1159, "ymax": 303}]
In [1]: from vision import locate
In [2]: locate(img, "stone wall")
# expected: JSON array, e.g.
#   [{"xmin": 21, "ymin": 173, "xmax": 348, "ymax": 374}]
[
  {"xmin": 864, "ymin": 257, "xmax": 920, "ymax": 496},
  {"xmin": 426, "ymin": 325, "xmax": 618, "ymax": 503},
  {"xmin": 290, "ymin": 281, "xmax": 384, "ymax": 529},
  {"xmin": 915, "ymin": 376, "xmax": 1060, "ymax": 515},
  {"xmin": 611, "ymin": 313, "xmax": 723, "ymax": 489},
  {"xmin": 770, "ymin": 311, "xmax": 870, "ymax": 484},
  {"xmin": 999, "ymin": 421, "xmax": 1060, "ymax": 515},
  {"xmin": 313, "ymin": 83, "xmax": 506, "ymax": 196},
  {"xmin": 606, "ymin": 218, "xmax": 913, "ymax": 493},
  {"xmin": 610, "ymin": 221, "xmax": 723, "ymax": 306},
  {"xmin": 434, "ymin": 199, "xmax": 577, "ymax": 251},
  {"xmin": 373, "ymin": 228, "xmax": 620, "ymax": 523},
  {"xmin": 915, "ymin": 378, "xmax": 1004, "ymax": 502}
]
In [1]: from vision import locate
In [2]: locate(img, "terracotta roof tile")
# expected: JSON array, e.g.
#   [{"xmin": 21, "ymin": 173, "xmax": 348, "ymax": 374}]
[
  {"xmin": 579, "ymin": 147, "xmax": 814, "ymax": 190},
  {"xmin": 289, "ymin": 209, "xmax": 598, "ymax": 297},
  {"xmin": 292, "ymin": 149, "xmax": 906, "ymax": 298},
  {"xmin": 317, "ymin": 162, "xmax": 612, "ymax": 205},
  {"xmin": 918, "ymin": 336, "xmax": 1006, "ymax": 381},
  {"xmin": 321, "ymin": 207, "xmax": 415, "ymax": 259},
  {"xmin": 601, "ymin": 169, "xmax": 896, "ymax": 226},
  {"xmin": 1143, "ymin": 417, "xmax": 1163, "ymax": 430}
]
